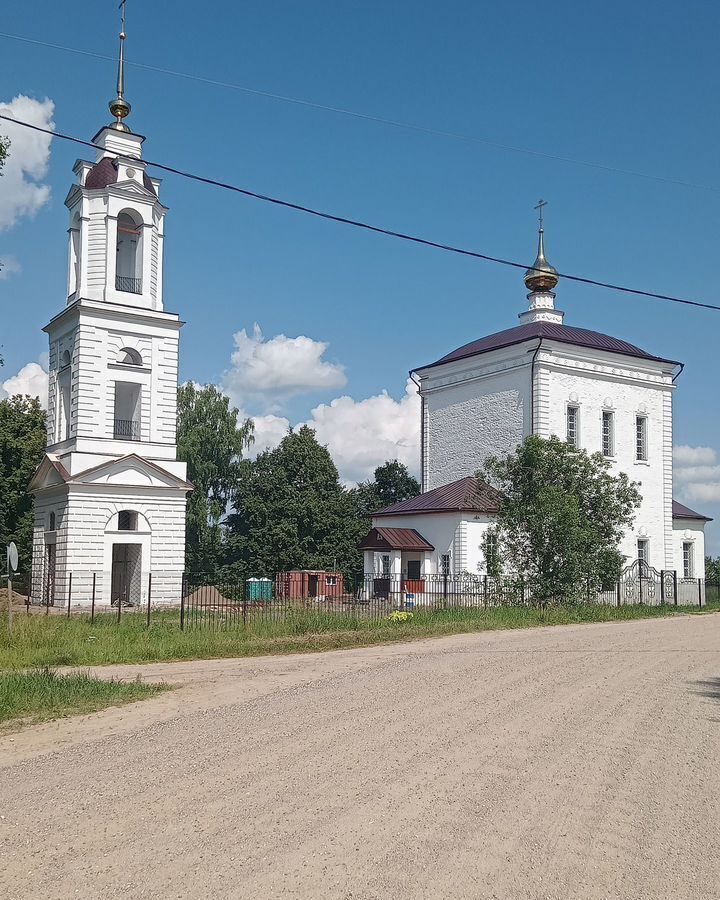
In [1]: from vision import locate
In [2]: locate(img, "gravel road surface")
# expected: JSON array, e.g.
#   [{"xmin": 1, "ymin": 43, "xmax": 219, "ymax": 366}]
[{"xmin": 1, "ymin": 614, "xmax": 719, "ymax": 899}]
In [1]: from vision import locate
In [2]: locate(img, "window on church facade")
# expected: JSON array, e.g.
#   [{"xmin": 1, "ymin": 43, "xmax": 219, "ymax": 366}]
[
  {"xmin": 683, "ymin": 542, "xmax": 694, "ymax": 578},
  {"xmin": 113, "ymin": 382, "xmax": 141, "ymax": 440},
  {"xmin": 116, "ymin": 211, "xmax": 142, "ymax": 294},
  {"xmin": 637, "ymin": 539, "xmax": 649, "ymax": 571},
  {"xmin": 119, "ymin": 347, "xmax": 143, "ymax": 366},
  {"xmin": 602, "ymin": 411, "xmax": 614, "ymax": 457},
  {"xmin": 440, "ymin": 553, "xmax": 451, "ymax": 576},
  {"xmin": 118, "ymin": 510, "xmax": 138, "ymax": 531},
  {"xmin": 566, "ymin": 405, "xmax": 579, "ymax": 447},
  {"xmin": 636, "ymin": 416, "xmax": 648, "ymax": 461},
  {"xmin": 381, "ymin": 554, "xmax": 391, "ymax": 576}
]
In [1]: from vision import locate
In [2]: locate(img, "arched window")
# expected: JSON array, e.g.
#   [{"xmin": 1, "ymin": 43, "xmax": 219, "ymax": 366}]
[
  {"xmin": 60, "ymin": 349, "xmax": 71, "ymax": 368},
  {"xmin": 68, "ymin": 212, "xmax": 81, "ymax": 296},
  {"xmin": 119, "ymin": 347, "xmax": 142, "ymax": 366},
  {"xmin": 116, "ymin": 211, "xmax": 142, "ymax": 294}
]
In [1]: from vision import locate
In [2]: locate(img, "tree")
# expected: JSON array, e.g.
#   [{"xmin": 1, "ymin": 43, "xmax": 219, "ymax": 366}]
[
  {"xmin": 482, "ymin": 435, "xmax": 642, "ymax": 604},
  {"xmin": 705, "ymin": 556, "xmax": 720, "ymax": 583},
  {"xmin": 0, "ymin": 396, "xmax": 47, "ymax": 573},
  {"xmin": 176, "ymin": 383, "xmax": 253, "ymax": 575},
  {"xmin": 354, "ymin": 460, "xmax": 420, "ymax": 518},
  {"xmin": 223, "ymin": 426, "xmax": 363, "ymax": 581}
]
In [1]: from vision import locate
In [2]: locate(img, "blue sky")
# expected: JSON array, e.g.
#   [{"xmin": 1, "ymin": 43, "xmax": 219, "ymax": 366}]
[{"xmin": 1, "ymin": 0, "xmax": 719, "ymax": 549}]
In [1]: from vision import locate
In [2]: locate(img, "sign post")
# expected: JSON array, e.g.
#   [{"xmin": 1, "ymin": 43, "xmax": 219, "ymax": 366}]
[{"xmin": 6, "ymin": 543, "xmax": 18, "ymax": 635}]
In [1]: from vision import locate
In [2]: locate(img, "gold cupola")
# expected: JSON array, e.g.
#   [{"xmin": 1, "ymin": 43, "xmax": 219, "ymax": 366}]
[{"xmin": 524, "ymin": 199, "xmax": 559, "ymax": 293}]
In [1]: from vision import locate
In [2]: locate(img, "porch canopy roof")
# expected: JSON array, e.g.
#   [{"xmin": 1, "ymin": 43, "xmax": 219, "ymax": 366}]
[{"xmin": 358, "ymin": 526, "xmax": 434, "ymax": 552}]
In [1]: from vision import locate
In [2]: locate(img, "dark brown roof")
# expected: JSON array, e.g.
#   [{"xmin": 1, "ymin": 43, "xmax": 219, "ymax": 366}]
[
  {"xmin": 374, "ymin": 476, "xmax": 501, "ymax": 517},
  {"xmin": 85, "ymin": 156, "xmax": 156, "ymax": 196},
  {"xmin": 358, "ymin": 527, "xmax": 434, "ymax": 552},
  {"xmin": 672, "ymin": 499, "xmax": 712, "ymax": 522},
  {"xmin": 416, "ymin": 322, "xmax": 680, "ymax": 371}
]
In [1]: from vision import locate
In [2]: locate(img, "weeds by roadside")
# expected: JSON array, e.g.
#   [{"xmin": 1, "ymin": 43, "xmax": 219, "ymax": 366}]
[{"xmin": 1, "ymin": 601, "xmax": 718, "ymax": 672}]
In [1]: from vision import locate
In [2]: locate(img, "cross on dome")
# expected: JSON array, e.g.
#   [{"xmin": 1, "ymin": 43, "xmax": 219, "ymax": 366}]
[{"xmin": 524, "ymin": 198, "xmax": 559, "ymax": 294}]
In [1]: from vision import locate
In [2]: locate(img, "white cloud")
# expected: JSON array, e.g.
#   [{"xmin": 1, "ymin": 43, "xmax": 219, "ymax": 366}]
[
  {"xmin": 300, "ymin": 378, "xmax": 421, "ymax": 483},
  {"xmin": 222, "ymin": 324, "xmax": 346, "ymax": 406},
  {"xmin": 674, "ymin": 444, "xmax": 720, "ymax": 512},
  {"xmin": 0, "ymin": 255, "xmax": 21, "ymax": 280},
  {"xmin": 0, "ymin": 361, "xmax": 49, "ymax": 407},
  {"xmin": 245, "ymin": 411, "xmax": 291, "ymax": 457},
  {"xmin": 0, "ymin": 95, "xmax": 55, "ymax": 231},
  {"xmin": 673, "ymin": 445, "xmax": 716, "ymax": 467}
]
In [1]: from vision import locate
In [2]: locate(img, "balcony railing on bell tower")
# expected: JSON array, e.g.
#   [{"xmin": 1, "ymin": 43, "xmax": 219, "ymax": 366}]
[
  {"xmin": 113, "ymin": 419, "xmax": 141, "ymax": 440},
  {"xmin": 115, "ymin": 275, "xmax": 142, "ymax": 294}
]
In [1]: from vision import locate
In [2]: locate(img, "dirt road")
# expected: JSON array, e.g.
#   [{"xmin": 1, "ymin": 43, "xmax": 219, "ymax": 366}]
[{"xmin": 1, "ymin": 614, "xmax": 719, "ymax": 899}]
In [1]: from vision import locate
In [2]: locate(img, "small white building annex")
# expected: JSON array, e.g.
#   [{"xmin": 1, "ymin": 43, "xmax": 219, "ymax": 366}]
[
  {"xmin": 362, "ymin": 213, "xmax": 711, "ymax": 584},
  {"xmin": 29, "ymin": 25, "xmax": 191, "ymax": 607}
]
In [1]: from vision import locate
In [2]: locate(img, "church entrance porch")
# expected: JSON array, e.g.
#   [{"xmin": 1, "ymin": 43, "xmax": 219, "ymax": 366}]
[{"xmin": 111, "ymin": 543, "xmax": 142, "ymax": 606}]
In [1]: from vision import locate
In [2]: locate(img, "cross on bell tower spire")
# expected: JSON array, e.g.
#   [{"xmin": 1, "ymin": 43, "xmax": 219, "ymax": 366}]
[{"xmin": 109, "ymin": 0, "xmax": 131, "ymax": 132}]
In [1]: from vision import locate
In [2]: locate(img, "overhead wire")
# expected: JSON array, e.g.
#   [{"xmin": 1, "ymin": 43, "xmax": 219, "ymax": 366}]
[
  {"xmin": 0, "ymin": 29, "xmax": 716, "ymax": 193},
  {"xmin": 1, "ymin": 112, "xmax": 718, "ymax": 313}
]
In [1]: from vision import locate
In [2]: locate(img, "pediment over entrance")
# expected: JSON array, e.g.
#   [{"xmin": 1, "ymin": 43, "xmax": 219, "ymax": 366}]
[
  {"xmin": 71, "ymin": 454, "xmax": 192, "ymax": 490},
  {"xmin": 28, "ymin": 455, "xmax": 71, "ymax": 493}
]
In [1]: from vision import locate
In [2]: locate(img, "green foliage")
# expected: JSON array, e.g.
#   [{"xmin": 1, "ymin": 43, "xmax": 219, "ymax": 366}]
[
  {"xmin": 482, "ymin": 435, "xmax": 642, "ymax": 604},
  {"xmin": 705, "ymin": 556, "xmax": 720, "ymax": 583},
  {"xmin": 0, "ymin": 396, "xmax": 47, "ymax": 572},
  {"xmin": 176, "ymin": 384, "xmax": 254, "ymax": 576},
  {"xmin": 480, "ymin": 526, "xmax": 502, "ymax": 577},
  {"xmin": 350, "ymin": 459, "xmax": 420, "ymax": 535},
  {"xmin": 223, "ymin": 426, "xmax": 364, "ymax": 581}
]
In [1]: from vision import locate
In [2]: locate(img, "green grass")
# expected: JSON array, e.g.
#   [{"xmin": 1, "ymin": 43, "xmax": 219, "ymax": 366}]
[
  {"xmin": 0, "ymin": 668, "xmax": 168, "ymax": 728},
  {"xmin": 1, "ymin": 600, "xmax": 718, "ymax": 672}
]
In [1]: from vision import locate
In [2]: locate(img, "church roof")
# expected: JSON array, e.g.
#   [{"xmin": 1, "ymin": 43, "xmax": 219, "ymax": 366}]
[
  {"xmin": 672, "ymin": 499, "xmax": 712, "ymax": 522},
  {"xmin": 417, "ymin": 321, "xmax": 680, "ymax": 371},
  {"xmin": 374, "ymin": 476, "xmax": 502, "ymax": 517},
  {"xmin": 85, "ymin": 156, "xmax": 156, "ymax": 195}
]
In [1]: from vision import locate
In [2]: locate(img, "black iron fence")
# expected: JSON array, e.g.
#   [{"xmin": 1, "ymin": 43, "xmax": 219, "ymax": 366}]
[{"xmin": 6, "ymin": 566, "xmax": 718, "ymax": 631}]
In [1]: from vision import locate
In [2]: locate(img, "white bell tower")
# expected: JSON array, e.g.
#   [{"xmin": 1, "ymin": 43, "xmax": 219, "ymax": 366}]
[{"xmin": 30, "ymin": 6, "xmax": 191, "ymax": 608}]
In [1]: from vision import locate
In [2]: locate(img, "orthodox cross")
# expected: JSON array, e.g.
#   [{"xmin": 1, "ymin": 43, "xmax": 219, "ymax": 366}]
[{"xmin": 534, "ymin": 199, "xmax": 547, "ymax": 231}]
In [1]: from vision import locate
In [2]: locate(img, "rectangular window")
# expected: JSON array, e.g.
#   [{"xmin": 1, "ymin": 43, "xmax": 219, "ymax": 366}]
[
  {"xmin": 381, "ymin": 554, "xmax": 390, "ymax": 576},
  {"xmin": 636, "ymin": 415, "xmax": 648, "ymax": 461},
  {"xmin": 566, "ymin": 405, "xmax": 580, "ymax": 447},
  {"xmin": 637, "ymin": 539, "xmax": 649, "ymax": 572},
  {"xmin": 440, "ymin": 553, "xmax": 451, "ymax": 576},
  {"xmin": 683, "ymin": 542, "xmax": 694, "ymax": 578},
  {"xmin": 407, "ymin": 560, "xmax": 422, "ymax": 580},
  {"xmin": 602, "ymin": 411, "xmax": 614, "ymax": 457},
  {"xmin": 114, "ymin": 382, "xmax": 142, "ymax": 440}
]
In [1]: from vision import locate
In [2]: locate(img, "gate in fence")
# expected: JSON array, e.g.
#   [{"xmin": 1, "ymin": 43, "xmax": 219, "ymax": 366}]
[{"xmin": 620, "ymin": 560, "xmax": 676, "ymax": 605}]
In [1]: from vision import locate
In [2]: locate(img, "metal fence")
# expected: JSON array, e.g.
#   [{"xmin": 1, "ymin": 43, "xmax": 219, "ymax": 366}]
[{"xmin": 6, "ymin": 566, "xmax": 717, "ymax": 631}]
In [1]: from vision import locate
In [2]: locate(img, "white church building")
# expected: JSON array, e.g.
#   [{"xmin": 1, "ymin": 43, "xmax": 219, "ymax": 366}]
[
  {"xmin": 362, "ymin": 215, "xmax": 710, "ymax": 588},
  {"xmin": 29, "ymin": 24, "xmax": 190, "ymax": 607}
]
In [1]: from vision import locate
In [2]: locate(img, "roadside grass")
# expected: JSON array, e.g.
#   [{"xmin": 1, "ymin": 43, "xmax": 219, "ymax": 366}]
[
  {"xmin": 0, "ymin": 668, "xmax": 168, "ymax": 728},
  {"xmin": 1, "ymin": 600, "xmax": 718, "ymax": 671}
]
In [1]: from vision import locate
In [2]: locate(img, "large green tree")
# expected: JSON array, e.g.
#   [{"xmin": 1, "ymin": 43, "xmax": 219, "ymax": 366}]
[
  {"xmin": 354, "ymin": 460, "xmax": 420, "ymax": 516},
  {"xmin": 177, "ymin": 383, "xmax": 254, "ymax": 575},
  {"xmin": 0, "ymin": 396, "xmax": 46, "ymax": 573},
  {"xmin": 223, "ymin": 426, "xmax": 363, "ymax": 581},
  {"xmin": 705, "ymin": 556, "xmax": 720, "ymax": 583},
  {"xmin": 482, "ymin": 435, "xmax": 641, "ymax": 604}
]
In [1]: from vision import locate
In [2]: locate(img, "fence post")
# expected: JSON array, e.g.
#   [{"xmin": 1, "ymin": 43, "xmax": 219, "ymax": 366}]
[
  {"xmin": 45, "ymin": 565, "xmax": 50, "ymax": 616},
  {"xmin": 639, "ymin": 565, "xmax": 644, "ymax": 605},
  {"xmin": 586, "ymin": 575, "xmax": 591, "ymax": 603},
  {"xmin": 180, "ymin": 576, "xmax": 185, "ymax": 631},
  {"xmin": 90, "ymin": 572, "xmax": 96, "ymax": 624},
  {"xmin": 698, "ymin": 578, "xmax": 702, "ymax": 608},
  {"xmin": 66, "ymin": 571, "xmax": 73, "ymax": 618},
  {"xmin": 117, "ymin": 588, "xmax": 122, "ymax": 624},
  {"xmin": 616, "ymin": 579, "xmax": 621, "ymax": 608},
  {"xmin": 673, "ymin": 570, "xmax": 678, "ymax": 607},
  {"xmin": 660, "ymin": 570, "xmax": 665, "ymax": 605},
  {"xmin": 146, "ymin": 572, "xmax": 152, "ymax": 628},
  {"xmin": 483, "ymin": 574, "xmax": 488, "ymax": 609}
]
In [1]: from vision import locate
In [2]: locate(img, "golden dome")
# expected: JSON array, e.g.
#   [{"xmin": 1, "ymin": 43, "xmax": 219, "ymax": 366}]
[{"xmin": 524, "ymin": 229, "xmax": 559, "ymax": 293}]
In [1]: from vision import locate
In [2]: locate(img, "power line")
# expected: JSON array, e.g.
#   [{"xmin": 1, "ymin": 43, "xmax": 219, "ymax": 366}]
[
  {"xmin": 1, "ymin": 112, "xmax": 718, "ymax": 313},
  {"xmin": 0, "ymin": 29, "xmax": 716, "ymax": 194}
]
